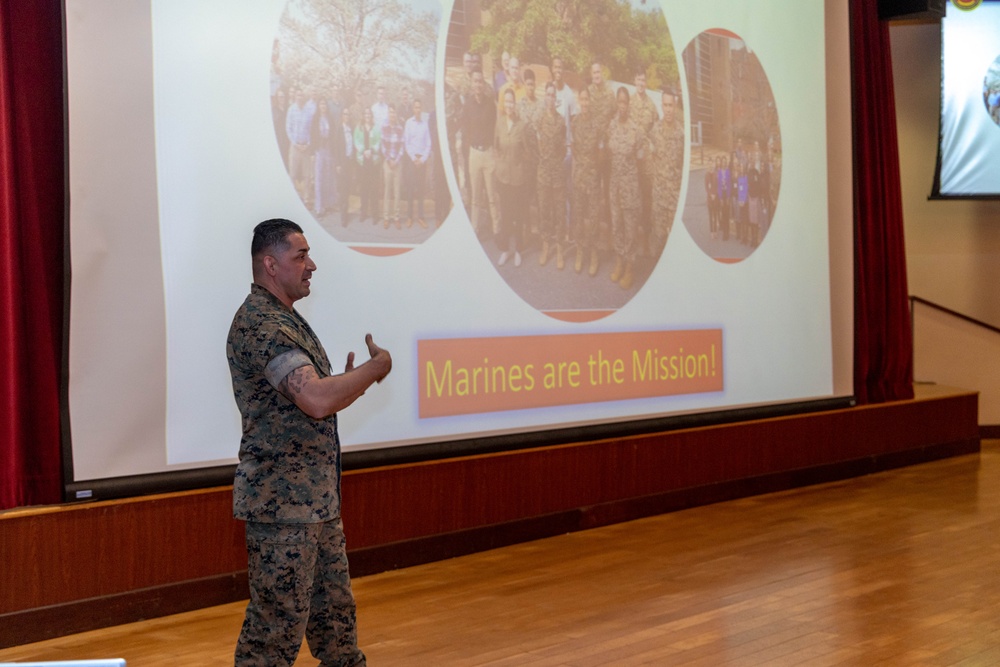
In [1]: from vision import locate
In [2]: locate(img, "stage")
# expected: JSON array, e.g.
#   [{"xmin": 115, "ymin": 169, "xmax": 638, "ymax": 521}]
[{"xmin": 0, "ymin": 384, "xmax": 980, "ymax": 648}]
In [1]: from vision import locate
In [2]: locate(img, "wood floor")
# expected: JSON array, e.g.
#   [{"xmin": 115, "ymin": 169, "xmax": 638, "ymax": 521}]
[{"xmin": 2, "ymin": 440, "xmax": 998, "ymax": 666}]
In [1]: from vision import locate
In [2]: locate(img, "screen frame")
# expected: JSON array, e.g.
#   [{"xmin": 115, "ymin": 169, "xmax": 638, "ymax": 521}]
[{"xmin": 60, "ymin": 0, "xmax": 856, "ymax": 503}]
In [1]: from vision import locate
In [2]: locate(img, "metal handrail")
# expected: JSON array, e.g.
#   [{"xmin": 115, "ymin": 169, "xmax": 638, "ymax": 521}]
[{"xmin": 909, "ymin": 296, "xmax": 1000, "ymax": 337}]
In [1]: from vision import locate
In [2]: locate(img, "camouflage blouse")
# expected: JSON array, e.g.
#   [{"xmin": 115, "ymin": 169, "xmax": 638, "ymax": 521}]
[
  {"xmin": 571, "ymin": 111, "xmax": 603, "ymax": 192},
  {"xmin": 226, "ymin": 283, "xmax": 341, "ymax": 523},
  {"xmin": 536, "ymin": 109, "xmax": 567, "ymax": 187},
  {"xmin": 631, "ymin": 91, "xmax": 659, "ymax": 133},
  {"xmin": 589, "ymin": 82, "xmax": 616, "ymax": 130},
  {"xmin": 650, "ymin": 118, "xmax": 685, "ymax": 209},
  {"xmin": 607, "ymin": 113, "xmax": 643, "ymax": 201}
]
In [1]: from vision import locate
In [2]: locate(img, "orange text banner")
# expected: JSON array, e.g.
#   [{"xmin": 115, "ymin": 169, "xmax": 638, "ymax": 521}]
[{"xmin": 418, "ymin": 330, "xmax": 723, "ymax": 418}]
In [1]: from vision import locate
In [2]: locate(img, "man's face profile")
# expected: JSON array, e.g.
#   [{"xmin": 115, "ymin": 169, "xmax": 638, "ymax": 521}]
[
  {"xmin": 662, "ymin": 93, "xmax": 675, "ymax": 124},
  {"xmin": 268, "ymin": 232, "xmax": 316, "ymax": 305}
]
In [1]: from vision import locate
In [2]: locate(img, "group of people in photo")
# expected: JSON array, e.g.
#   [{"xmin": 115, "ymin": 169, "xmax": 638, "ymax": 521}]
[
  {"xmin": 984, "ymin": 79, "xmax": 1000, "ymax": 125},
  {"xmin": 446, "ymin": 50, "xmax": 684, "ymax": 291},
  {"xmin": 272, "ymin": 82, "xmax": 441, "ymax": 231},
  {"xmin": 703, "ymin": 138, "xmax": 777, "ymax": 248}
]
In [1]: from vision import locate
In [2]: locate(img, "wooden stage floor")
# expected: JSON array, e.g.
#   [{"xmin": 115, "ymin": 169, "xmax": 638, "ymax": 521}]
[{"xmin": 2, "ymin": 440, "xmax": 997, "ymax": 666}]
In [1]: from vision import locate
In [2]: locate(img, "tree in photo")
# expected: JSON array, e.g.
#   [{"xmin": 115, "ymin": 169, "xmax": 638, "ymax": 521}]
[
  {"xmin": 277, "ymin": 0, "xmax": 438, "ymax": 96},
  {"xmin": 472, "ymin": 0, "xmax": 678, "ymax": 87}
]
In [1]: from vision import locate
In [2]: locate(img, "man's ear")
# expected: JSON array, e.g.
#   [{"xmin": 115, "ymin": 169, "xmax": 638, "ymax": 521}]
[{"xmin": 263, "ymin": 255, "xmax": 277, "ymax": 276}]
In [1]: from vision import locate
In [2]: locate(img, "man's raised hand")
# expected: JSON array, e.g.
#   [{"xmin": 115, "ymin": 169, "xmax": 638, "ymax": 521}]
[{"xmin": 365, "ymin": 333, "xmax": 392, "ymax": 383}]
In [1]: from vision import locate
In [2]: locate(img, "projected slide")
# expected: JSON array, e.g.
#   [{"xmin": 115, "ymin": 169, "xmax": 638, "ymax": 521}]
[
  {"xmin": 937, "ymin": 1, "xmax": 1000, "ymax": 196},
  {"xmin": 66, "ymin": 0, "xmax": 852, "ymax": 485}
]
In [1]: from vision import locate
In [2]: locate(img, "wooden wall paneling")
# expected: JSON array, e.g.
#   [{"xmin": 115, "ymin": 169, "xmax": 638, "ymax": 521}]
[
  {"xmin": 0, "ymin": 489, "xmax": 245, "ymax": 614},
  {"xmin": 0, "ymin": 388, "xmax": 981, "ymax": 648}
]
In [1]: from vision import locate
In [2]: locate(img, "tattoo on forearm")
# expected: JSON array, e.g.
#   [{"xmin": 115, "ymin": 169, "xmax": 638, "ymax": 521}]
[{"xmin": 287, "ymin": 367, "xmax": 308, "ymax": 395}]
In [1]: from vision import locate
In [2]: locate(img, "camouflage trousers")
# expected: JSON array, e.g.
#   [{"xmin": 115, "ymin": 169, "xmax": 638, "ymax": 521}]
[
  {"xmin": 538, "ymin": 181, "xmax": 566, "ymax": 244},
  {"xmin": 571, "ymin": 182, "xmax": 600, "ymax": 248},
  {"xmin": 236, "ymin": 519, "xmax": 365, "ymax": 667},
  {"xmin": 610, "ymin": 185, "xmax": 639, "ymax": 261},
  {"xmin": 651, "ymin": 195, "xmax": 677, "ymax": 251}
]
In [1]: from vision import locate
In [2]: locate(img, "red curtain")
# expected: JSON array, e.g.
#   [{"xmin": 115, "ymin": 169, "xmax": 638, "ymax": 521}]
[
  {"xmin": 0, "ymin": 0, "xmax": 914, "ymax": 510},
  {"xmin": 0, "ymin": 0, "xmax": 65, "ymax": 509},
  {"xmin": 850, "ymin": 0, "xmax": 915, "ymax": 404}
]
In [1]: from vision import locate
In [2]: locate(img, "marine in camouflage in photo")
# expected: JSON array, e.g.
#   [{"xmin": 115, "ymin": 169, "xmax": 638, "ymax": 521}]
[
  {"xmin": 606, "ymin": 114, "xmax": 642, "ymax": 261},
  {"xmin": 650, "ymin": 116, "xmax": 685, "ymax": 248},
  {"xmin": 570, "ymin": 109, "xmax": 604, "ymax": 247},
  {"xmin": 536, "ymin": 108, "xmax": 567, "ymax": 246}
]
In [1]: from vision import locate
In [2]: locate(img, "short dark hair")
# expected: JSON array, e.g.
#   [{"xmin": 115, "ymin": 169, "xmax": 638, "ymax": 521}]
[
  {"xmin": 662, "ymin": 87, "xmax": 681, "ymax": 107},
  {"xmin": 251, "ymin": 218, "xmax": 302, "ymax": 258},
  {"xmin": 523, "ymin": 68, "xmax": 535, "ymax": 83}
]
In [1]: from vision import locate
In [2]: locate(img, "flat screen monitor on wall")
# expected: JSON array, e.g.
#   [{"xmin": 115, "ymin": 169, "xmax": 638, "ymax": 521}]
[
  {"xmin": 63, "ymin": 0, "xmax": 855, "ymax": 500},
  {"xmin": 934, "ymin": 0, "xmax": 1000, "ymax": 197}
]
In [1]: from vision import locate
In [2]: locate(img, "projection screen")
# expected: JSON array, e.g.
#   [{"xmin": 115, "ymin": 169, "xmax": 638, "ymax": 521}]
[{"xmin": 64, "ymin": 0, "xmax": 855, "ymax": 499}]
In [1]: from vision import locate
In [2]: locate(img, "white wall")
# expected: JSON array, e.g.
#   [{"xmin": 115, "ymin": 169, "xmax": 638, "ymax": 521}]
[
  {"xmin": 890, "ymin": 20, "xmax": 1000, "ymax": 425},
  {"xmin": 890, "ymin": 21, "xmax": 1000, "ymax": 329}
]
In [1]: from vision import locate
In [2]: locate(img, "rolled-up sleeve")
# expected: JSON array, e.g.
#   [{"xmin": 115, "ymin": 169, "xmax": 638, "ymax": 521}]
[{"xmin": 264, "ymin": 349, "xmax": 312, "ymax": 389}]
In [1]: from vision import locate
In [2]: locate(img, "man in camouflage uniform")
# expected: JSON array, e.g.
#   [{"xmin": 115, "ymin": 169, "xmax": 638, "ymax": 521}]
[
  {"xmin": 227, "ymin": 218, "xmax": 392, "ymax": 667},
  {"xmin": 535, "ymin": 82, "xmax": 567, "ymax": 269},
  {"xmin": 588, "ymin": 62, "xmax": 616, "ymax": 253},
  {"xmin": 631, "ymin": 70, "xmax": 659, "ymax": 256},
  {"xmin": 606, "ymin": 87, "xmax": 643, "ymax": 290},
  {"xmin": 588, "ymin": 62, "xmax": 616, "ymax": 133},
  {"xmin": 570, "ymin": 86, "xmax": 603, "ymax": 276},
  {"xmin": 518, "ymin": 68, "xmax": 544, "ymax": 241},
  {"xmin": 550, "ymin": 56, "xmax": 577, "ymax": 238},
  {"xmin": 649, "ymin": 89, "xmax": 684, "ymax": 254}
]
